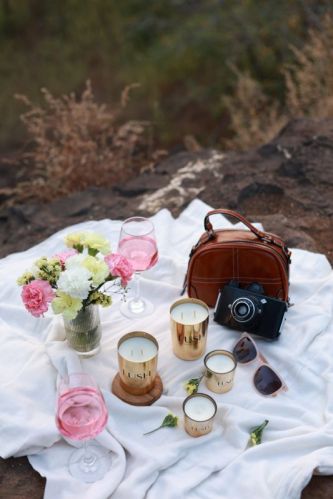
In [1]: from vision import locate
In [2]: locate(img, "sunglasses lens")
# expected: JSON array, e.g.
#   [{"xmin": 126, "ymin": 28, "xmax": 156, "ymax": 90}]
[
  {"xmin": 254, "ymin": 365, "xmax": 282, "ymax": 395},
  {"xmin": 233, "ymin": 336, "xmax": 257, "ymax": 363}
]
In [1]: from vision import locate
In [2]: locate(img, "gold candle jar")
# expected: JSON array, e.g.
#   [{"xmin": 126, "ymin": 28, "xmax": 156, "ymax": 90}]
[
  {"xmin": 183, "ymin": 393, "xmax": 217, "ymax": 437},
  {"xmin": 170, "ymin": 298, "xmax": 209, "ymax": 360},
  {"xmin": 117, "ymin": 331, "xmax": 158, "ymax": 395},
  {"xmin": 204, "ymin": 350, "xmax": 237, "ymax": 394}
]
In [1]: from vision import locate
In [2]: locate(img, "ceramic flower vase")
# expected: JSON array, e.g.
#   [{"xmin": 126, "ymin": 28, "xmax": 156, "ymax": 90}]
[{"xmin": 63, "ymin": 305, "xmax": 102, "ymax": 356}]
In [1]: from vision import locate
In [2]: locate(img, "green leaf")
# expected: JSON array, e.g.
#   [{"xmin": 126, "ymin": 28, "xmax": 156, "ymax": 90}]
[
  {"xmin": 184, "ymin": 375, "xmax": 203, "ymax": 395},
  {"xmin": 88, "ymin": 247, "xmax": 99, "ymax": 257},
  {"xmin": 73, "ymin": 244, "xmax": 84, "ymax": 253},
  {"xmin": 249, "ymin": 420, "xmax": 269, "ymax": 446},
  {"xmin": 143, "ymin": 413, "xmax": 178, "ymax": 435}
]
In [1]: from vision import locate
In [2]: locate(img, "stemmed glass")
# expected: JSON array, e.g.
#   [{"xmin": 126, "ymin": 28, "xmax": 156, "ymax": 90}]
[
  {"xmin": 118, "ymin": 216, "xmax": 158, "ymax": 318},
  {"xmin": 56, "ymin": 373, "xmax": 111, "ymax": 483}
]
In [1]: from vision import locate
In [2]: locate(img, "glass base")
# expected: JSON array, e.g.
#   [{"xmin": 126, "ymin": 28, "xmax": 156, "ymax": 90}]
[
  {"xmin": 67, "ymin": 343, "xmax": 101, "ymax": 358},
  {"xmin": 120, "ymin": 297, "xmax": 154, "ymax": 318},
  {"xmin": 68, "ymin": 445, "xmax": 111, "ymax": 483}
]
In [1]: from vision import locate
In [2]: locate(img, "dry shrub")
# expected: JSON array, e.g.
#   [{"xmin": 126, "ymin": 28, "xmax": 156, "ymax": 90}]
[
  {"xmin": 223, "ymin": 69, "xmax": 287, "ymax": 151},
  {"xmin": 225, "ymin": 14, "xmax": 333, "ymax": 150},
  {"xmin": 12, "ymin": 81, "xmax": 163, "ymax": 202},
  {"xmin": 285, "ymin": 13, "xmax": 333, "ymax": 117}
]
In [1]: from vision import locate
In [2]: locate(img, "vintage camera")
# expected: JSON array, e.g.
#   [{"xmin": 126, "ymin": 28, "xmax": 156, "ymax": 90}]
[{"xmin": 214, "ymin": 281, "xmax": 287, "ymax": 340}]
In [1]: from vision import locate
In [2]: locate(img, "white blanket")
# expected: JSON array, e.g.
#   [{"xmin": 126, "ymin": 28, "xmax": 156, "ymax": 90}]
[{"xmin": 0, "ymin": 199, "xmax": 333, "ymax": 499}]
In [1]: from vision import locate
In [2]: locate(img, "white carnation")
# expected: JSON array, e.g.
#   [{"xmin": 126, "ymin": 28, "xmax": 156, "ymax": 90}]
[
  {"xmin": 57, "ymin": 266, "xmax": 92, "ymax": 299},
  {"xmin": 65, "ymin": 254, "xmax": 85, "ymax": 268}
]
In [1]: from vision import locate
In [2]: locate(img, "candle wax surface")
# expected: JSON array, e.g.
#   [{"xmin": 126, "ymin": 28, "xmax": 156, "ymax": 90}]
[
  {"xmin": 119, "ymin": 337, "xmax": 157, "ymax": 362},
  {"xmin": 171, "ymin": 302, "xmax": 208, "ymax": 325},
  {"xmin": 206, "ymin": 353, "xmax": 235, "ymax": 373},
  {"xmin": 184, "ymin": 396, "xmax": 216, "ymax": 421}
]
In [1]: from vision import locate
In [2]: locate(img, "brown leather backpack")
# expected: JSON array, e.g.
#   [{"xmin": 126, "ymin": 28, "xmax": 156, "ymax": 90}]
[{"xmin": 183, "ymin": 209, "xmax": 291, "ymax": 307}]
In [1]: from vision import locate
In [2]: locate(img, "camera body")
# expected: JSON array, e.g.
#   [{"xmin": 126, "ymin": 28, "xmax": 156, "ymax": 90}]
[{"xmin": 214, "ymin": 281, "xmax": 287, "ymax": 340}]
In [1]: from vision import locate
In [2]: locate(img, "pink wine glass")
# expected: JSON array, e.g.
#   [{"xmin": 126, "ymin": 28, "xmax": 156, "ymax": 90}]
[
  {"xmin": 118, "ymin": 216, "xmax": 158, "ymax": 318},
  {"xmin": 56, "ymin": 373, "xmax": 111, "ymax": 483}
]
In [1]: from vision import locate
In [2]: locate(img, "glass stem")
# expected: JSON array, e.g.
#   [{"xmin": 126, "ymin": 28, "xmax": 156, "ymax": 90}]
[
  {"xmin": 132, "ymin": 272, "xmax": 142, "ymax": 303},
  {"xmin": 81, "ymin": 441, "xmax": 96, "ymax": 468}
]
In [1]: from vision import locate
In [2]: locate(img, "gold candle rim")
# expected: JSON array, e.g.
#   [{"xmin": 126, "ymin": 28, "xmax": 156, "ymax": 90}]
[
  {"xmin": 117, "ymin": 331, "xmax": 159, "ymax": 362},
  {"xmin": 183, "ymin": 393, "xmax": 217, "ymax": 423},
  {"xmin": 204, "ymin": 349, "xmax": 237, "ymax": 375},
  {"xmin": 170, "ymin": 298, "xmax": 209, "ymax": 325}
]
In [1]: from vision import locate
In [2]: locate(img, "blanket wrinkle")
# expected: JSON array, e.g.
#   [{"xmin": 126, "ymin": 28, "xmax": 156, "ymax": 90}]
[{"xmin": 0, "ymin": 199, "xmax": 332, "ymax": 499}]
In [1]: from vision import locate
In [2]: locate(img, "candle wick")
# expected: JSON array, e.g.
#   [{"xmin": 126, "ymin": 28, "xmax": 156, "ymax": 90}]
[
  {"xmin": 181, "ymin": 312, "xmax": 183, "ymax": 320},
  {"xmin": 194, "ymin": 311, "xmax": 196, "ymax": 318},
  {"xmin": 141, "ymin": 349, "xmax": 143, "ymax": 356},
  {"xmin": 131, "ymin": 350, "xmax": 134, "ymax": 357}
]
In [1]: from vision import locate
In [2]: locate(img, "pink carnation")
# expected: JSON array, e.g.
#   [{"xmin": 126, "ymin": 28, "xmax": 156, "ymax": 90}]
[
  {"xmin": 104, "ymin": 253, "xmax": 134, "ymax": 287},
  {"xmin": 54, "ymin": 249, "xmax": 78, "ymax": 267},
  {"xmin": 21, "ymin": 279, "xmax": 55, "ymax": 318}
]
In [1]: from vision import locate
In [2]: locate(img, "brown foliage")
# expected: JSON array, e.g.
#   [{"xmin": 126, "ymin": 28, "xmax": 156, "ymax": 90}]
[
  {"xmin": 12, "ymin": 81, "xmax": 164, "ymax": 202},
  {"xmin": 224, "ymin": 14, "xmax": 333, "ymax": 150},
  {"xmin": 223, "ymin": 69, "xmax": 287, "ymax": 151}
]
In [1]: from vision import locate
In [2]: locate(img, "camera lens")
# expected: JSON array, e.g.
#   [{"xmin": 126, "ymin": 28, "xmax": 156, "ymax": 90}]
[
  {"xmin": 235, "ymin": 303, "xmax": 249, "ymax": 317},
  {"xmin": 231, "ymin": 297, "xmax": 255, "ymax": 323}
]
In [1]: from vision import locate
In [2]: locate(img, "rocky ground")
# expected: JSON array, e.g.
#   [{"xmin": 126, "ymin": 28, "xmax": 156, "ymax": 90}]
[
  {"xmin": 0, "ymin": 118, "xmax": 332, "ymax": 498},
  {"xmin": 1, "ymin": 118, "xmax": 333, "ymax": 263}
]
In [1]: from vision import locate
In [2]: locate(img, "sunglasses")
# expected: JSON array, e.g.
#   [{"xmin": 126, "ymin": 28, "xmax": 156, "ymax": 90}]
[{"xmin": 233, "ymin": 333, "xmax": 288, "ymax": 397}]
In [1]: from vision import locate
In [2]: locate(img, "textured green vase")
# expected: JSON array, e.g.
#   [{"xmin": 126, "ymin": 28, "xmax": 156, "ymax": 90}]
[{"xmin": 63, "ymin": 305, "xmax": 101, "ymax": 356}]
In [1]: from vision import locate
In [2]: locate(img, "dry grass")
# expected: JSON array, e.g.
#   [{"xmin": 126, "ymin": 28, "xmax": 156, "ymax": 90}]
[
  {"xmin": 223, "ymin": 69, "xmax": 287, "ymax": 151},
  {"xmin": 225, "ymin": 14, "xmax": 333, "ymax": 150},
  {"xmin": 285, "ymin": 13, "xmax": 333, "ymax": 118},
  {"xmin": 9, "ymin": 81, "xmax": 164, "ymax": 203}
]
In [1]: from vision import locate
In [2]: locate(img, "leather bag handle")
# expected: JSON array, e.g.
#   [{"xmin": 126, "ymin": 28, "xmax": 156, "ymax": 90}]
[{"xmin": 204, "ymin": 208, "xmax": 269, "ymax": 241}]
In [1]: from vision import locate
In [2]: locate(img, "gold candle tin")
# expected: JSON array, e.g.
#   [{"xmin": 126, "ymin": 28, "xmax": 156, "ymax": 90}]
[
  {"xmin": 204, "ymin": 350, "xmax": 237, "ymax": 394},
  {"xmin": 170, "ymin": 298, "xmax": 209, "ymax": 360},
  {"xmin": 117, "ymin": 331, "xmax": 159, "ymax": 395},
  {"xmin": 183, "ymin": 393, "xmax": 217, "ymax": 437}
]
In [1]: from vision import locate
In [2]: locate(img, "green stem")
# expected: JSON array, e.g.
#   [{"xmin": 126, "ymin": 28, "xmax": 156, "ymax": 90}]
[{"xmin": 143, "ymin": 424, "xmax": 163, "ymax": 436}]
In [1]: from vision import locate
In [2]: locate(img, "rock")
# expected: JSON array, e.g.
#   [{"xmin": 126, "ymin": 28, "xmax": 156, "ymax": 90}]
[{"xmin": 0, "ymin": 119, "xmax": 332, "ymax": 265}]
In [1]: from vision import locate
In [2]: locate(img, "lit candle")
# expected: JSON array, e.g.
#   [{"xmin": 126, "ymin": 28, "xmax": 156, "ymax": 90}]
[
  {"xmin": 170, "ymin": 302, "xmax": 209, "ymax": 325},
  {"xmin": 205, "ymin": 353, "xmax": 235, "ymax": 373},
  {"xmin": 184, "ymin": 395, "xmax": 216, "ymax": 421},
  {"xmin": 118, "ymin": 336, "xmax": 157, "ymax": 362}
]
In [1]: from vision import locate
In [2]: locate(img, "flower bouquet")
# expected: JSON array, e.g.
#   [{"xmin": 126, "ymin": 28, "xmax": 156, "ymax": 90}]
[{"xmin": 17, "ymin": 231, "xmax": 133, "ymax": 355}]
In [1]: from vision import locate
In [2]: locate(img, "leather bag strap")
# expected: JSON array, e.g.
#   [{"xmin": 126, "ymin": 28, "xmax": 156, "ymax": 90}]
[
  {"xmin": 204, "ymin": 208, "xmax": 291, "ymax": 261},
  {"xmin": 204, "ymin": 208, "xmax": 266, "ymax": 240}
]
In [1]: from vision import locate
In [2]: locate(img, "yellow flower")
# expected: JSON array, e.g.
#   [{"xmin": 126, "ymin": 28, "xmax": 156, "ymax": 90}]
[
  {"xmin": 83, "ymin": 232, "xmax": 110, "ymax": 255},
  {"xmin": 51, "ymin": 291, "xmax": 83, "ymax": 320},
  {"xmin": 17, "ymin": 272, "xmax": 34, "ymax": 286},
  {"xmin": 82, "ymin": 256, "xmax": 109, "ymax": 285},
  {"xmin": 65, "ymin": 232, "xmax": 86, "ymax": 250}
]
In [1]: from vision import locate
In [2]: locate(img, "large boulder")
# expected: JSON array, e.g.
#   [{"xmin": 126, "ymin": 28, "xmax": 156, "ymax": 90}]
[{"xmin": 0, "ymin": 118, "xmax": 332, "ymax": 263}]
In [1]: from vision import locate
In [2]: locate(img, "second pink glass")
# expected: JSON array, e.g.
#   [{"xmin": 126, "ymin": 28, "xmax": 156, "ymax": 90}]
[
  {"xmin": 56, "ymin": 373, "xmax": 111, "ymax": 483},
  {"xmin": 118, "ymin": 216, "xmax": 158, "ymax": 318}
]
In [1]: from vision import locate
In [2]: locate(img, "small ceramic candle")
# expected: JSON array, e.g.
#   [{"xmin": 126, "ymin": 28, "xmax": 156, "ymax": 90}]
[
  {"xmin": 204, "ymin": 350, "xmax": 237, "ymax": 394},
  {"xmin": 170, "ymin": 298, "xmax": 209, "ymax": 360},
  {"xmin": 117, "ymin": 332, "xmax": 159, "ymax": 395},
  {"xmin": 183, "ymin": 393, "xmax": 217, "ymax": 437}
]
